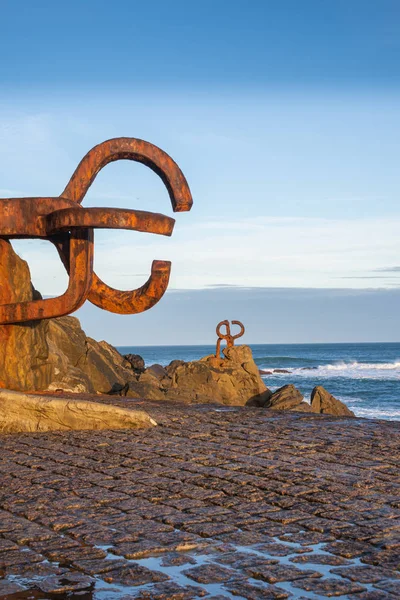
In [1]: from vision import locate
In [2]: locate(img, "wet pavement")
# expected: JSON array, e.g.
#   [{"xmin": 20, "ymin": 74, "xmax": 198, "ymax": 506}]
[{"xmin": 0, "ymin": 397, "xmax": 399, "ymax": 599}]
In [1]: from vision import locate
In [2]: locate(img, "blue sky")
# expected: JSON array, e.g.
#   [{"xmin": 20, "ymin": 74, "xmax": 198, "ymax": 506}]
[
  {"xmin": 1, "ymin": 1, "xmax": 399, "ymax": 88},
  {"xmin": 1, "ymin": 1, "xmax": 399, "ymax": 343}
]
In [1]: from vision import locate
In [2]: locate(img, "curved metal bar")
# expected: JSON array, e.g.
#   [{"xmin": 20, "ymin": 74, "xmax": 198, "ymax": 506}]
[
  {"xmin": 88, "ymin": 260, "xmax": 171, "ymax": 314},
  {"xmin": 46, "ymin": 207, "xmax": 175, "ymax": 237},
  {"xmin": 0, "ymin": 197, "xmax": 80, "ymax": 238},
  {"xmin": 62, "ymin": 137, "xmax": 193, "ymax": 212},
  {"xmin": 231, "ymin": 320, "xmax": 245, "ymax": 340},
  {"xmin": 0, "ymin": 229, "xmax": 93, "ymax": 324},
  {"xmin": 61, "ymin": 138, "xmax": 192, "ymax": 314},
  {"xmin": 216, "ymin": 320, "xmax": 230, "ymax": 340},
  {"xmin": 51, "ymin": 205, "xmax": 176, "ymax": 315}
]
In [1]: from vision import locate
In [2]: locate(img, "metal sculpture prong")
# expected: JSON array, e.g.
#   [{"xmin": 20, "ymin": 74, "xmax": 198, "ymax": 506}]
[
  {"xmin": 0, "ymin": 138, "xmax": 193, "ymax": 325},
  {"xmin": 215, "ymin": 320, "xmax": 245, "ymax": 358}
]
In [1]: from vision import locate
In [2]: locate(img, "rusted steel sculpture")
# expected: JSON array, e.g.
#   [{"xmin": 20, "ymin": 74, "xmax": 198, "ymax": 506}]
[
  {"xmin": 215, "ymin": 320, "xmax": 245, "ymax": 358},
  {"xmin": 0, "ymin": 138, "xmax": 193, "ymax": 324}
]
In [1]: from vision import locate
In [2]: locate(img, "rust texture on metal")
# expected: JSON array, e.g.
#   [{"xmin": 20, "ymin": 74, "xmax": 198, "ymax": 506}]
[
  {"xmin": 215, "ymin": 320, "xmax": 245, "ymax": 358},
  {"xmin": 0, "ymin": 137, "xmax": 193, "ymax": 324}
]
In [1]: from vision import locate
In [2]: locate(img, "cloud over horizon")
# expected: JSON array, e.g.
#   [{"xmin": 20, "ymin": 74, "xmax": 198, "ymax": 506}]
[
  {"xmin": 10, "ymin": 213, "xmax": 400, "ymax": 296},
  {"xmin": 75, "ymin": 285, "xmax": 400, "ymax": 345}
]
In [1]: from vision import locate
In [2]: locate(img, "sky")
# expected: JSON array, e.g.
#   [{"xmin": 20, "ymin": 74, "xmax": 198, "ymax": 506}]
[{"xmin": 1, "ymin": 1, "xmax": 400, "ymax": 344}]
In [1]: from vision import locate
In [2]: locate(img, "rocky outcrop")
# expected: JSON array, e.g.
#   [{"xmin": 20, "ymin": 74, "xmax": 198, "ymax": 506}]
[
  {"xmin": 122, "ymin": 345, "xmax": 272, "ymax": 406},
  {"xmin": 124, "ymin": 353, "xmax": 145, "ymax": 374},
  {"xmin": 0, "ymin": 310, "xmax": 137, "ymax": 395},
  {"xmin": 0, "ymin": 240, "xmax": 52, "ymax": 391},
  {"xmin": 311, "ymin": 385, "xmax": 355, "ymax": 417},
  {"xmin": 267, "ymin": 384, "xmax": 304, "ymax": 410},
  {"xmin": 256, "ymin": 383, "xmax": 354, "ymax": 416},
  {"xmin": 161, "ymin": 345, "xmax": 271, "ymax": 406},
  {"xmin": 0, "ymin": 389, "xmax": 156, "ymax": 433},
  {"xmin": 46, "ymin": 317, "xmax": 136, "ymax": 394},
  {"xmin": 261, "ymin": 384, "xmax": 313, "ymax": 412}
]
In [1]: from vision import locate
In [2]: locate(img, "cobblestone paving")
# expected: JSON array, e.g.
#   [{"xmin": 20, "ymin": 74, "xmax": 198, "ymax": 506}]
[{"xmin": 0, "ymin": 398, "xmax": 399, "ymax": 599}]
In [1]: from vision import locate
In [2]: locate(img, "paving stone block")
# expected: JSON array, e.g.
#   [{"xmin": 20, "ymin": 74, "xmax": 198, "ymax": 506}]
[
  {"xmin": 129, "ymin": 581, "xmax": 208, "ymax": 598},
  {"xmin": 245, "ymin": 563, "xmax": 321, "ymax": 584},
  {"xmin": 375, "ymin": 579, "xmax": 400, "ymax": 595},
  {"xmin": 183, "ymin": 563, "xmax": 238, "ymax": 584},
  {"xmin": 224, "ymin": 580, "xmax": 290, "ymax": 599},
  {"xmin": 0, "ymin": 580, "xmax": 26, "ymax": 597},
  {"xmin": 290, "ymin": 553, "xmax": 349, "ymax": 566},
  {"xmin": 102, "ymin": 563, "xmax": 169, "ymax": 586},
  {"xmin": 292, "ymin": 576, "xmax": 366, "ymax": 596},
  {"xmin": 331, "ymin": 565, "xmax": 398, "ymax": 583}
]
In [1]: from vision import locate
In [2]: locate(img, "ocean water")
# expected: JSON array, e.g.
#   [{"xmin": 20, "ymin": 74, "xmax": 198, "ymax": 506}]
[{"xmin": 116, "ymin": 343, "xmax": 400, "ymax": 421}]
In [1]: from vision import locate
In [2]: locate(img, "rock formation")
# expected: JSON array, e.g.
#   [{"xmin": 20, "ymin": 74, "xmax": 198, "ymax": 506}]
[
  {"xmin": 0, "ymin": 240, "xmax": 51, "ymax": 390},
  {"xmin": 112, "ymin": 345, "xmax": 271, "ymax": 406},
  {"xmin": 264, "ymin": 384, "xmax": 314, "ymax": 412},
  {"xmin": 124, "ymin": 353, "xmax": 145, "ymax": 374},
  {"xmin": 311, "ymin": 385, "xmax": 355, "ymax": 417},
  {"xmin": 256, "ymin": 382, "xmax": 355, "ymax": 417},
  {"xmin": 46, "ymin": 316, "xmax": 136, "ymax": 394},
  {"xmin": 0, "ymin": 389, "xmax": 156, "ymax": 433},
  {"xmin": 160, "ymin": 345, "xmax": 271, "ymax": 406}
]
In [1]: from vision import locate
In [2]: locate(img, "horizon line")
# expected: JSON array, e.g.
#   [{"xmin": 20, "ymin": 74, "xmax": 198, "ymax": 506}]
[{"xmin": 115, "ymin": 340, "xmax": 400, "ymax": 348}]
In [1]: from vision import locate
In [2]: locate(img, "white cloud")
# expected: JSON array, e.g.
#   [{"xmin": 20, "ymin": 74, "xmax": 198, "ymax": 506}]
[
  {"xmin": 10, "ymin": 215, "xmax": 400, "ymax": 296},
  {"xmin": 1, "ymin": 94, "xmax": 399, "ymax": 298}
]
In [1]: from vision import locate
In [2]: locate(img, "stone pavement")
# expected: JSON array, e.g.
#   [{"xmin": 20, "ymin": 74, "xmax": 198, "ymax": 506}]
[{"xmin": 0, "ymin": 397, "xmax": 399, "ymax": 599}]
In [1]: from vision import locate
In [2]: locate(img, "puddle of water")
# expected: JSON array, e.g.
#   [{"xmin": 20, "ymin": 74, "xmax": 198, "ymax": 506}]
[
  {"xmin": 229, "ymin": 536, "xmax": 370, "ymax": 599},
  {"xmin": 3, "ymin": 530, "xmax": 384, "ymax": 599}
]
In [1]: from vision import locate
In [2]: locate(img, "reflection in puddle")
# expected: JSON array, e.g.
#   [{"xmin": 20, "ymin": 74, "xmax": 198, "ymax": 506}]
[{"xmin": 1, "ymin": 532, "xmax": 379, "ymax": 599}]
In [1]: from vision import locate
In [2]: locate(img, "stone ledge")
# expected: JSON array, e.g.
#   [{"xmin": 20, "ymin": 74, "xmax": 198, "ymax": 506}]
[{"xmin": 0, "ymin": 389, "xmax": 157, "ymax": 433}]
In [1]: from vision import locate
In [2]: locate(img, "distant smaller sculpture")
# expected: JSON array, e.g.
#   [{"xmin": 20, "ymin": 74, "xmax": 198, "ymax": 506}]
[{"xmin": 215, "ymin": 320, "xmax": 245, "ymax": 358}]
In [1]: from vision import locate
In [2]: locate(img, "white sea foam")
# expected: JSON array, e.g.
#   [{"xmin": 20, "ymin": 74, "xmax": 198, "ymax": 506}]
[
  {"xmin": 325, "ymin": 361, "xmax": 400, "ymax": 371},
  {"xmin": 350, "ymin": 407, "xmax": 400, "ymax": 420},
  {"xmin": 321, "ymin": 395, "xmax": 400, "ymax": 420},
  {"xmin": 265, "ymin": 360, "xmax": 400, "ymax": 380}
]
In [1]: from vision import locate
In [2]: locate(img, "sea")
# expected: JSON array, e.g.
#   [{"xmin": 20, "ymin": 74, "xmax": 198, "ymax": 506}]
[{"xmin": 116, "ymin": 342, "xmax": 400, "ymax": 421}]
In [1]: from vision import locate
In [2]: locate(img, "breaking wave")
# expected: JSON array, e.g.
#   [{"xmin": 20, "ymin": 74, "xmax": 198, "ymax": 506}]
[
  {"xmin": 262, "ymin": 360, "xmax": 400, "ymax": 380},
  {"xmin": 351, "ymin": 407, "xmax": 400, "ymax": 419}
]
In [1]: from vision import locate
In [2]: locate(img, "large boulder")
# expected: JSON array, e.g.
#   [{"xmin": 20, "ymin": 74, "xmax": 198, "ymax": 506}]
[
  {"xmin": 156, "ymin": 345, "xmax": 271, "ymax": 406},
  {"xmin": 121, "ymin": 345, "xmax": 272, "ymax": 406},
  {"xmin": 46, "ymin": 317, "xmax": 135, "ymax": 394},
  {"xmin": 0, "ymin": 389, "xmax": 156, "ymax": 433},
  {"xmin": 0, "ymin": 240, "xmax": 51, "ymax": 391},
  {"xmin": 311, "ymin": 385, "xmax": 355, "ymax": 417},
  {"xmin": 124, "ymin": 353, "xmax": 145, "ymax": 374},
  {"xmin": 264, "ymin": 384, "xmax": 314, "ymax": 412},
  {"xmin": 261, "ymin": 383, "xmax": 354, "ymax": 416}
]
